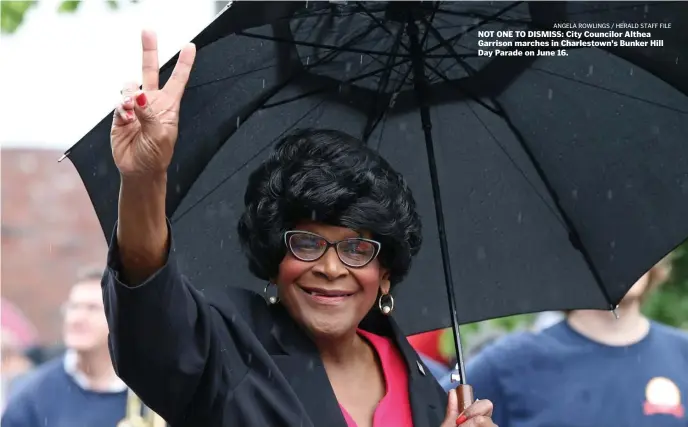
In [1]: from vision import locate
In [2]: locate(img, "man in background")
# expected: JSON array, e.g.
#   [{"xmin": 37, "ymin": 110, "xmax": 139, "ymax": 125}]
[
  {"xmin": 442, "ymin": 259, "xmax": 688, "ymax": 426},
  {"xmin": 2, "ymin": 267, "xmax": 127, "ymax": 427},
  {"xmin": 1, "ymin": 331, "xmax": 35, "ymax": 413}
]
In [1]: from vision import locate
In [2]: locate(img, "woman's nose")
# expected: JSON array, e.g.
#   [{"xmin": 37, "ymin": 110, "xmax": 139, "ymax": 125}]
[{"xmin": 313, "ymin": 247, "xmax": 348, "ymax": 280}]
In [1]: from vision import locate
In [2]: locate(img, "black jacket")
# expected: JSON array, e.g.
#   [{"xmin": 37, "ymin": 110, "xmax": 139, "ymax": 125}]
[{"xmin": 103, "ymin": 228, "xmax": 448, "ymax": 426}]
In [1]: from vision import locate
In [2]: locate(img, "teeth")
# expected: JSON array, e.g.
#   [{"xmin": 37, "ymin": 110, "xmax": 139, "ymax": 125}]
[{"xmin": 306, "ymin": 290, "xmax": 350, "ymax": 297}]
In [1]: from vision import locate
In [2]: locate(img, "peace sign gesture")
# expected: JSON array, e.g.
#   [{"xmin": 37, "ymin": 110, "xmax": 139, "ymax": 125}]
[{"xmin": 111, "ymin": 30, "xmax": 197, "ymax": 178}]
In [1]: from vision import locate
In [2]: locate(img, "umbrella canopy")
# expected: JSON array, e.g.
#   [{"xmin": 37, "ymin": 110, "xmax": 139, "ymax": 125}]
[{"xmin": 68, "ymin": 1, "xmax": 688, "ymax": 338}]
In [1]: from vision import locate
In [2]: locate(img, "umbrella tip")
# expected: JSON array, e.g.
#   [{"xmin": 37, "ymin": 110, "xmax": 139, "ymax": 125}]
[
  {"xmin": 610, "ymin": 305, "xmax": 620, "ymax": 320},
  {"xmin": 57, "ymin": 152, "xmax": 69, "ymax": 163}
]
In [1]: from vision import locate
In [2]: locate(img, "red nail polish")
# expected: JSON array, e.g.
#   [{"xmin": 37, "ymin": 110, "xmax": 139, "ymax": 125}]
[
  {"xmin": 456, "ymin": 414, "xmax": 468, "ymax": 425},
  {"xmin": 136, "ymin": 93, "xmax": 147, "ymax": 107}
]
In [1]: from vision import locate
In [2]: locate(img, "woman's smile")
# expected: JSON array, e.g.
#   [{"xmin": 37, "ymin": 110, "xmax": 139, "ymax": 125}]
[{"xmin": 297, "ymin": 283, "xmax": 357, "ymax": 305}]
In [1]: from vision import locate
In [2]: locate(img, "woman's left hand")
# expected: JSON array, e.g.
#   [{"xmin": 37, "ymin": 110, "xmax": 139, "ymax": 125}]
[
  {"xmin": 442, "ymin": 389, "xmax": 496, "ymax": 427},
  {"xmin": 456, "ymin": 398, "xmax": 495, "ymax": 426}
]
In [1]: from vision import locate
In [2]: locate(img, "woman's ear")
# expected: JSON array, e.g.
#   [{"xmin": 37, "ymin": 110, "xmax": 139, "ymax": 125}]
[{"xmin": 380, "ymin": 270, "xmax": 391, "ymax": 295}]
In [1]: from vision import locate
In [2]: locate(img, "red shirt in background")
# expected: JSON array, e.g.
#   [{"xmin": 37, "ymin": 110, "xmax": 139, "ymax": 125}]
[{"xmin": 407, "ymin": 329, "xmax": 448, "ymax": 365}]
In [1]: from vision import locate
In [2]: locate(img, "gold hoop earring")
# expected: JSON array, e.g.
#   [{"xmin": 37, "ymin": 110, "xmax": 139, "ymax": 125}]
[
  {"xmin": 264, "ymin": 282, "xmax": 279, "ymax": 305},
  {"xmin": 378, "ymin": 293, "xmax": 394, "ymax": 315}
]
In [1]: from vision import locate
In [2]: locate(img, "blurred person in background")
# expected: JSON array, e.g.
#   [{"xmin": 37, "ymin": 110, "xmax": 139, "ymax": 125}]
[
  {"xmin": 437, "ymin": 329, "xmax": 506, "ymax": 391},
  {"xmin": 442, "ymin": 259, "xmax": 688, "ymax": 427},
  {"xmin": 530, "ymin": 310, "xmax": 564, "ymax": 332},
  {"xmin": 2, "ymin": 267, "xmax": 127, "ymax": 427},
  {"xmin": 408, "ymin": 329, "xmax": 452, "ymax": 380},
  {"xmin": 1, "ymin": 299, "xmax": 39, "ymax": 413},
  {"xmin": 3, "ymin": 344, "xmax": 69, "ymax": 405},
  {"xmin": 1, "ymin": 331, "xmax": 35, "ymax": 413}
]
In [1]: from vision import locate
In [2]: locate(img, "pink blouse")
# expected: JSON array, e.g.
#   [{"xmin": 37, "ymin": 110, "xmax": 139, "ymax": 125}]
[{"xmin": 339, "ymin": 329, "xmax": 414, "ymax": 427}]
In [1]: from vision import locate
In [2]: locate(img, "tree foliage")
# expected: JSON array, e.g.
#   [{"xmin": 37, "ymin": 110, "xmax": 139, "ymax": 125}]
[
  {"xmin": 1, "ymin": 0, "xmax": 125, "ymax": 34},
  {"xmin": 1, "ymin": 1, "xmax": 37, "ymax": 35},
  {"xmin": 643, "ymin": 241, "xmax": 688, "ymax": 329}
]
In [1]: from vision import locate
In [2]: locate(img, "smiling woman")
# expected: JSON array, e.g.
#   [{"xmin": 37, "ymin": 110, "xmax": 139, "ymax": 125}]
[
  {"xmin": 101, "ymin": 30, "xmax": 496, "ymax": 427},
  {"xmin": 236, "ymin": 129, "xmax": 420, "ymax": 342}
]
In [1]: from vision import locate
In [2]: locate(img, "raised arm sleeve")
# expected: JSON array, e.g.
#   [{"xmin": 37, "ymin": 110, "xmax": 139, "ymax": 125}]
[{"xmin": 103, "ymin": 221, "xmax": 249, "ymax": 424}]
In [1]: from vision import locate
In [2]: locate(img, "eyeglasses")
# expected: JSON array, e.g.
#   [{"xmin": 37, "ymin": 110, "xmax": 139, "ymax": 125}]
[{"xmin": 284, "ymin": 230, "xmax": 381, "ymax": 268}]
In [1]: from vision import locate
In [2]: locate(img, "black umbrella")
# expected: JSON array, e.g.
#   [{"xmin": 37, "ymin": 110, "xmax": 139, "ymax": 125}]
[{"xmin": 65, "ymin": 1, "xmax": 688, "ymax": 388}]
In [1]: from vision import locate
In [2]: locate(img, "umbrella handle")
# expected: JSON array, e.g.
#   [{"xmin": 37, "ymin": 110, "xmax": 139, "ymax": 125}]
[{"xmin": 455, "ymin": 384, "xmax": 474, "ymax": 415}]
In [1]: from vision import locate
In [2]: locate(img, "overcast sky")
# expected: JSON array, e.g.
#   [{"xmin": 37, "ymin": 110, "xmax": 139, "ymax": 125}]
[{"xmin": 0, "ymin": 0, "xmax": 221, "ymax": 150}]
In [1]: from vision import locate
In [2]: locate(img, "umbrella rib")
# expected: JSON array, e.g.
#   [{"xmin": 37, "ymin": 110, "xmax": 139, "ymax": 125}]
[
  {"xmin": 529, "ymin": 67, "xmax": 688, "ymax": 114},
  {"xmin": 460, "ymin": 96, "xmax": 617, "ymax": 309},
  {"xmin": 558, "ymin": 2, "xmax": 677, "ymax": 16},
  {"xmin": 424, "ymin": 1, "xmax": 524, "ymax": 55},
  {"xmin": 236, "ymin": 30, "xmax": 466, "ymax": 59},
  {"xmin": 261, "ymin": 58, "xmax": 411, "ymax": 109},
  {"xmin": 185, "ymin": 64, "xmax": 280, "ymax": 91},
  {"xmin": 425, "ymin": 3, "xmax": 522, "ymax": 74},
  {"xmin": 373, "ymin": 113, "xmax": 389, "ymax": 153},
  {"xmin": 427, "ymin": 40, "xmax": 572, "ymax": 227},
  {"xmin": 423, "ymin": 61, "xmax": 567, "ymax": 230},
  {"xmin": 363, "ymin": 64, "xmax": 414, "ymax": 142},
  {"xmin": 171, "ymin": 100, "xmax": 328, "ymax": 225},
  {"xmin": 464, "ymin": 6, "xmax": 688, "ymax": 99},
  {"xmin": 237, "ymin": 30, "xmax": 407, "ymax": 58},
  {"xmin": 467, "ymin": 83, "xmax": 618, "ymax": 309},
  {"xmin": 361, "ymin": 49, "xmax": 419, "ymax": 142},
  {"xmin": 420, "ymin": 30, "xmax": 567, "ymax": 226},
  {"xmin": 259, "ymin": 22, "xmax": 390, "ymax": 109},
  {"xmin": 355, "ymin": 2, "xmax": 440, "ymax": 141},
  {"xmin": 354, "ymin": 0, "xmax": 441, "ymax": 76},
  {"xmin": 424, "ymin": 25, "xmax": 616, "ymax": 307},
  {"xmin": 433, "ymin": 8, "xmax": 528, "ymax": 22},
  {"xmin": 484, "ymin": 103, "xmax": 616, "ymax": 309},
  {"xmin": 171, "ymin": 25, "xmax": 377, "ymax": 221},
  {"xmin": 418, "ymin": 17, "xmax": 499, "ymax": 115},
  {"xmin": 355, "ymin": 2, "xmax": 406, "ymax": 49},
  {"xmin": 468, "ymin": 102, "xmax": 569, "ymax": 229},
  {"xmin": 422, "ymin": 25, "xmax": 686, "ymax": 114},
  {"xmin": 423, "ymin": 64, "xmax": 499, "ymax": 115},
  {"xmin": 357, "ymin": 4, "xmax": 405, "ymax": 141}
]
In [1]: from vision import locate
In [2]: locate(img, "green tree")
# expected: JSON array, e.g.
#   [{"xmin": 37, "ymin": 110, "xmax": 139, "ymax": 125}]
[
  {"xmin": 643, "ymin": 241, "xmax": 688, "ymax": 329},
  {"xmin": 1, "ymin": 0, "xmax": 125, "ymax": 35}
]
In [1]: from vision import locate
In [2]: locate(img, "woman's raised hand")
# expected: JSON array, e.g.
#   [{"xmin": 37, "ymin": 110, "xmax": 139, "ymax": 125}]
[
  {"xmin": 111, "ymin": 30, "xmax": 197, "ymax": 178},
  {"xmin": 441, "ymin": 390, "xmax": 497, "ymax": 427}
]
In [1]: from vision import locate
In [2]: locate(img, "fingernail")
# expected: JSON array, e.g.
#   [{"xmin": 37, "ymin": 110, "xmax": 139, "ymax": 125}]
[
  {"xmin": 136, "ymin": 92, "xmax": 147, "ymax": 107},
  {"xmin": 127, "ymin": 111, "xmax": 134, "ymax": 119},
  {"xmin": 123, "ymin": 96, "xmax": 132, "ymax": 104},
  {"xmin": 456, "ymin": 414, "xmax": 468, "ymax": 425}
]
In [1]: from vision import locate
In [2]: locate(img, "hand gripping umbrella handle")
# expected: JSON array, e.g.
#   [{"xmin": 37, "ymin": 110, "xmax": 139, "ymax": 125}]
[{"xmin": 456, "ymin": 384, "xmax": 474, "ymax": 415}]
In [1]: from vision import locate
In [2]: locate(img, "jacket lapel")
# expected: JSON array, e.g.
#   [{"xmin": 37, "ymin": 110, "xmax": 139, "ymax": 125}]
[
  {"xmin": 269, "ymin": 305, "xmax": 349, "ymax": 427},
  {"xmin": 388, "ymin": 317, "xmax": 445, "ymax": 427},
  {"xmin": 267, "ymin": 304, "xmax": 444, "ymax": 427}
]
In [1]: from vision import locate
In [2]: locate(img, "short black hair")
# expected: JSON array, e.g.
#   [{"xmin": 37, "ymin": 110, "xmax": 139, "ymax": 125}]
[{"xmin": 237, "ymin": 129, "xmax": 422, "ymax": 285}]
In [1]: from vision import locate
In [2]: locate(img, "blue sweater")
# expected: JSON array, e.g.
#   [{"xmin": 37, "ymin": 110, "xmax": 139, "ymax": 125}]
[
  {"xmin": 1, "ymin": 357, "xmax": 127, "ymax": 427},
  {"xmin": 442, "ymin": 320, "xmax": 688, "ymax": 427}
]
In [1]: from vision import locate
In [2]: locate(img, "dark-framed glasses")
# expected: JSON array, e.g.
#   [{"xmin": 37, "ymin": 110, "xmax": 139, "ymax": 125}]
[{"xmin": 284, "ymin": 230, "xmax": 381, "ymax": 268}]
